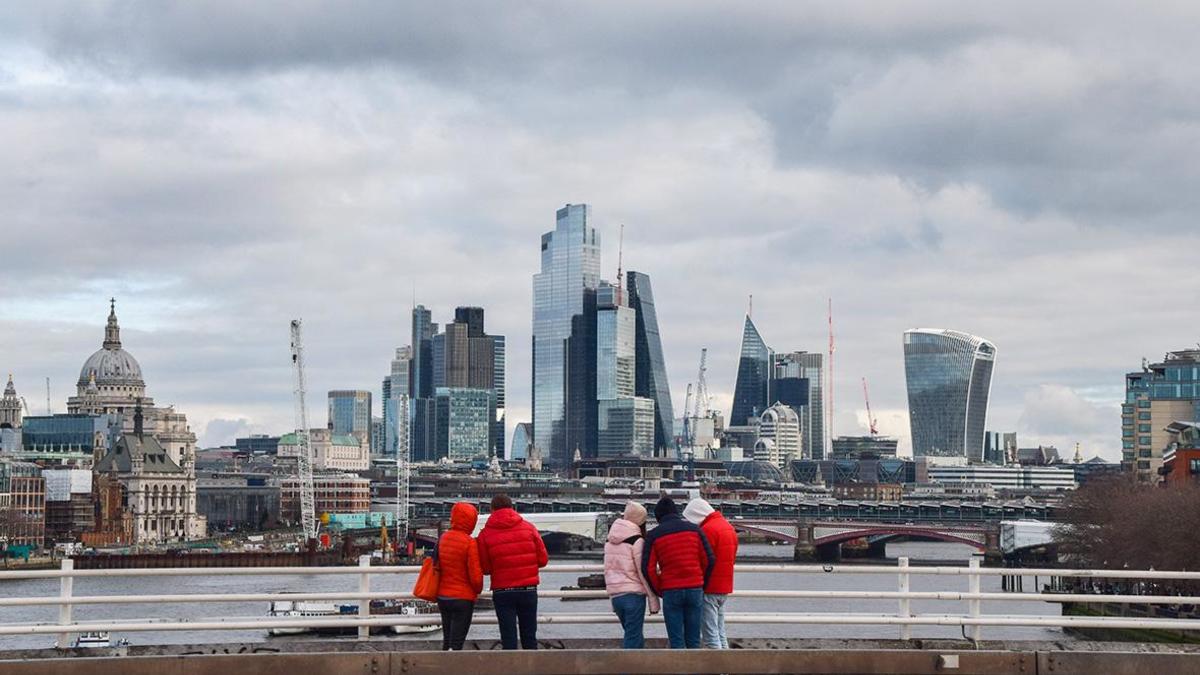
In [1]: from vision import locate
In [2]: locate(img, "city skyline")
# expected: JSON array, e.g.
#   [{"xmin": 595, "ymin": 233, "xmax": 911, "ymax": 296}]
[{"xmin": 5, "ymin": 4, "xmax": 1200, "ymax": 461}]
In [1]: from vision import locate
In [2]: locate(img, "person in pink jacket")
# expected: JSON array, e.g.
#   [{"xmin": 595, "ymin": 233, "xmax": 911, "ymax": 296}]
[{"xmin": 604, "ymin": 501, "xmax": 660, "ymax": 648}]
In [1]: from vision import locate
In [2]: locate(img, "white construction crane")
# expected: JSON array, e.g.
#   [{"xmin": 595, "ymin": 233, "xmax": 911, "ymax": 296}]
[
  {"xmin": 289, "ymin": 320, "xmax": 318, "ymax": 543},
  {"xmin": 692, "ymin": 348, "xmax": 709, "ymax": 422},
  {"xmin": 394, "ymin": 394, "xmax": 411, "ymax": 553}
]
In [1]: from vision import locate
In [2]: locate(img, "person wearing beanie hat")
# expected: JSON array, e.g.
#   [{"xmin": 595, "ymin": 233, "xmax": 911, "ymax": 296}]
[
  {"xmin": 604, "ymin": 501, "xmax": 659, "ymax": 648},
  {"xmin": 684, "ymin": 498, "xmax": 738, "ymax": 649},
  {"xmin": 643, "ymin": 495, "xmax": 715, "ymax": 648}
]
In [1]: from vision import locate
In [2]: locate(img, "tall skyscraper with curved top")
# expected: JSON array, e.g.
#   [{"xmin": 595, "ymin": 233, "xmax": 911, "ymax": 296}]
[{"xmin": 903, "ymin": 329, "xmax": 996, "ymax": 462}]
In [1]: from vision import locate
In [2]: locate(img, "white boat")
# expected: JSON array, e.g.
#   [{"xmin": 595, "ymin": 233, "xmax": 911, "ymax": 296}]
[
  {"xmin": 72, "ymin": 632, "xmax": 129, "ymax": 648},
  {"xmin": 267, "ymin": 598, "xmax": 442, "ymax": 636}
]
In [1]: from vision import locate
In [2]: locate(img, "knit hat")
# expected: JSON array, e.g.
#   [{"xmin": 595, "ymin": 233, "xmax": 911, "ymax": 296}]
[
  {"xmin": 683, "ymin": 498, "xmax": 715, "ymax": 525},
  {"xmin": 623, "ymin": 501, "xmax": 647, "ymax": 526},
  {"xmin": 654, "ymin": 497, "xmax": 678, "ymax": 521}
]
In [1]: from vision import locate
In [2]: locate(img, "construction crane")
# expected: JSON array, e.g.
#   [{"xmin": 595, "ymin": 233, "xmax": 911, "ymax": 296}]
[
  {"xmin": 862, "ymin": 377, "xmax": 878, "ymax": 436},
  {"xmin": 680, "ymin": 383, "xmax": 694, "ymax": 459},
  {"xmin": 692, "ymin": 348, "xmax": 709, "ymax": 423},
  {"xmin": 394, "ymin": 394, "xmax": 411, "ymax": 556},
  {"xmin": 289, "ymin": 320, "xmax": 318, "ymax": 543}
]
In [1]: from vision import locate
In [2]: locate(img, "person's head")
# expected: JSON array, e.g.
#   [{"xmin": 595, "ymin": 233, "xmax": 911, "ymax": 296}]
[
  {"xmin": 683, "ymin": 498, "xmax": 715, "ymax": 525},
  {"xmin": 490, "ymin": 493, "xmax": 514, "ymax": 512},
  {"xmin": 623, "ymin": 501, "xmax": 647, "ymax": 527},
  {"xmin": 450, "ymin": 501, "xmax": 479, "ymax": 532},
  {"xmin": 654, "ymin": 496, "xmax": 678, "ymax": 522}
]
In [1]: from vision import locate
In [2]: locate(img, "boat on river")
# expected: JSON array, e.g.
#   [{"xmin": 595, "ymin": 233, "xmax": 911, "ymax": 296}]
[{"xmin": 267, "ymin": 598, "xmax": 441, "ymax": 636}]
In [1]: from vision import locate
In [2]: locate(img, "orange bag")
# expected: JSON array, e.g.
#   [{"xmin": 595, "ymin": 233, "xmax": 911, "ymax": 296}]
[{"xmin": 413, "ymin": 555, "xmax": 440, "ymax": 602}]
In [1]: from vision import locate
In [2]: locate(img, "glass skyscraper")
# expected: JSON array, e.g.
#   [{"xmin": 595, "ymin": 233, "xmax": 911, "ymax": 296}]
[
  {"xmin": 328, "ymin": 390, "xmax": 373, "ymax": 449},
  {"xmin": 730, "ymin": 315, "xmax": 772, "ymax": 426},
  {"xmin": 434, "ymin": 387, "xmax": 492, "ymax": 461},
  {"xmin": 774, "ymin": 351, "xmax": 825, "ymax": 460},
  {"xmin": 627, "ymin": 271, "xmax": 674, "ymax": 454},
  {"xmin": 532, "ymin": 204, "xmax": 601, "ymax": 469},
  {"xmin": 903, "ymin": 329, "xmax": 996, "ymax": 461}
]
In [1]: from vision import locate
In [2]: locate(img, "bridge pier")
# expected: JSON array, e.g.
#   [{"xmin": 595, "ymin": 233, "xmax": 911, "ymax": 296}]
[{"xmin": 793, "ymin": 522, "xmax": 816, "ymax": 562}]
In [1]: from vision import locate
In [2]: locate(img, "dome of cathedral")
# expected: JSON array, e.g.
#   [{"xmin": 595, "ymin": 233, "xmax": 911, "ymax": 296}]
[{"xmin": 77, "ymin": 300, "xmax": 145, "ymax": 388}]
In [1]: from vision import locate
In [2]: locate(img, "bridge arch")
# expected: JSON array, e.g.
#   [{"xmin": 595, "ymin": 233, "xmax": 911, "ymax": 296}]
[{"xmin": 815, "ymin": 527, "xmax": 986, "ymax": 551}]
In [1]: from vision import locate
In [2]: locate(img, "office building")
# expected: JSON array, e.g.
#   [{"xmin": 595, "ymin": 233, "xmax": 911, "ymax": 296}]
[
  {"xmin": 411, "ymin": 398, "xmax": 438, "ymax": 463},
  {"xmin": 197, "ymin": 472, "xmax": 280, "ymax": 532},
  {"xmin": 0, "ymin": 460, "xmax": 45, "ymax": 547},
  {"xmin": 925, "ymin": 464, "xmax": 1076, "ymax": 491},
  {"xmin": 327, "ymin": 390, "xmax": 372, "ymax": 451},
  {"xmin": 510, "ymin": 422, "xmax": 532, "ymax": 461},
  {"xmin": 1123, "ymin": 349, "xmax": 1200, "ymax": 481},
  {"xmin": 278, "ymin": 428, "xmax": 369, "ymax": 472},
  {"xmin": 773, "ymin": 351, "xmax": 826, "ymax": 460},
  {"xmin": 983, "ymin": 431, "xmax": 1017, "ymax": 465},
  {"xmin": 830, "ymin": 435, "xmax": 899, "ymax": 460},
  {"xmin": 756, "ymin": 402, "xmax": 801, "ymax": 467},
  {"xmin": 903, "ymin": 329, "xmax": 996, "ymax": 461},
  {"xmin": 627, "ymin": 271, "xmax": 674, "ymax": 454},
  {"xmin": 410, "ymin": 306, "xmax": 437, "ymax": 399},
  {"xmin": 19, "ymin": 413, "xmax": 112, "ymax": 464},
  {"xmin": 730, "ymin": 315, "xmax": 772, "ymax": 426},
  {"xmin": 278, "ymin": 474, "xmax": 370, "ymax": 521},
  {"xmin": 492, "ymin": 335, "xmax": 506, "ymax": 458},
  {"xmin": 435, "ymin": 387, "xmax": 492, "ymax": 461},
  {"xmin": 234, "ymin": 434, "xmax": 280, "ymax": 455},
  {"xmin": 532, "ymin": 204, "xmax": 601, "ymax": 469},
  {"xmin": 597, "ymin": 397, "xmax": 656, "ymax": 458},
  {"xmin": 381, "ymin": 346, "xmax": 411, "ymax": 457}
]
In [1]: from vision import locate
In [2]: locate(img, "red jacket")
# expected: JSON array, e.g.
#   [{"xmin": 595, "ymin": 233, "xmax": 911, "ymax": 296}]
[
  {"xmin": 476, "ymin": 507, "xmax": 548, "ymax": 590},
  {"xmin": 699, "ymin": 511, "xmax": 737, "ymax": 594},
  {"xmin": 436, "ymin": 502, "xmax": 484, "ymax": 601},
  {"xmin": 642, "ymin": 513, "xmax": 714, "ymax": 595}
]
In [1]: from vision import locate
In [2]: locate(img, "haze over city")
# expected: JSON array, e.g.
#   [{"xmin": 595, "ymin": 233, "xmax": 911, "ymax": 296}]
[{"xmin": 4, "ymin": 2, "xmax": 1200, "ymax": 459}]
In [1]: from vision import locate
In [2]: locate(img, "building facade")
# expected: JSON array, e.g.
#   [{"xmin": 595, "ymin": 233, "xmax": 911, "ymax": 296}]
[
  {"xmin": 773, "ymin": 351, "xmax": 825, "ymax": 460},
  {"xmin": 0, "ymin": 375, "xmax": 22, "ymax": 430},
  {"xmin": 756, "ymin": 402, "xmax": 801, "ymax": 467},
  {"xmin": 510, "ymin": 422, "xmax": 532, "ymax": 461},
  {"xmin": 627, "ymin": 271, "xmax": 674, "ymax": 455},
  {"xmin": 278, "ymin": 429, "xmax": 370, "ymax": 472},
  {"xmin": 327, "ymin": 390, "xmax": 372, "ymax": 450},
  {"xmin": 730, "ymin": 315, "xmax": 772, "ymax": 427},
  {"xmin": 532, "ymin": 204, "xmax": 601, "ymax": 469},
  {"xmin": 597, "ymin": 397, "xmax": 656, "ymax": 458},
  {"xmin": 434, "ymin": 387, "xmax": 493, "ymax": 461},
  {"xmin": 903, "ymin": 329, "xmax": 996, "ymax": 461},
  {"xmin": 983, "ymin": 431, "xmax": 1018, "ymax": 465},
  {"xmin": 1123, "ymin": 349, "xmax": 1200, "ymax": 481},
  {"xmin": 830, "ymin": 435, "xmax": 899, "ymax": 460}
]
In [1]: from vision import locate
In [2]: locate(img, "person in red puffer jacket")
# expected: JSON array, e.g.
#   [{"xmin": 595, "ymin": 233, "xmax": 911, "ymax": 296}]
[
  {"xmin": 434, "ymin": 501, "xmax": 484, "ymax": 650},
  {"xmin": 684, "ymin": 497, "xmax": 738, "ymax": 649},
  {"xmin": 476, "ymin": 494, "xmax": 548, "ymax": 650},
  {"xmin": 643, "ymin": 497, "xmax": 714, "ymax": 649}
]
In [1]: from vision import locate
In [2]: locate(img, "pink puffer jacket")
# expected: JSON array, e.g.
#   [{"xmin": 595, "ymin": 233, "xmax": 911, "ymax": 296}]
[{"xmin": 603, "ymin": 518, "xmax": 660, "ymax": 612}]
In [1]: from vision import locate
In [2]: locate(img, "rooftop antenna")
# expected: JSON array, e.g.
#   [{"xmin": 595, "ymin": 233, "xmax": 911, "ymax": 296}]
[
  {"xmin": 45, "ymin": 377, "xmax": 51, "ymax": 415},
  {"xmin": 748, "ymin": 294, "xmax": 753, "ymax": 318},
  {"xmin": 615, "ymin": 223, "xmax": 625, "ymax": 305}
]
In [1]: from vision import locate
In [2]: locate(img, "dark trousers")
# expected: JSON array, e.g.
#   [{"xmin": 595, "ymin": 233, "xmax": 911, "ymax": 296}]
[
  {"xmin": 437, "ymin": 598, "xmax": 475, "ymax": 651},
  {"xmin": 662, "ymin": 587, "xmax": 704, "ymax": 649},
  {"xmin": 493, "ymin": 588, "xmax": 538, "ymax": 650}
]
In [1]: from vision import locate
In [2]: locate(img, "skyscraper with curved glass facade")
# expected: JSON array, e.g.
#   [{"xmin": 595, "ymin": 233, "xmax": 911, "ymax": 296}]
[
  {"xmin": 730, "ymin": 315, "xmax": 772, "ymax": 426},
  {"xmin": 532, "ymin": 204, "xmax": 601, "ymax": 469},
  {"xmin": 903, "ymin": 329, "xmax": 996, "ymax": 461}
]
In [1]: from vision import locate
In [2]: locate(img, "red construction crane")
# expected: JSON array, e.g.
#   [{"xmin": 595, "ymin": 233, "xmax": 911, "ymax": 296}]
[{"xmin": 862, "ymin": 377, "xmax": 878, "ymax": 436}]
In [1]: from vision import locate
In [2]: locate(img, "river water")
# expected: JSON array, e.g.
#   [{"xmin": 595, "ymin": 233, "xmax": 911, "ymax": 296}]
[{"xmin": 0, "ymin": 542, "xmax": 1068, "ymax": 650}]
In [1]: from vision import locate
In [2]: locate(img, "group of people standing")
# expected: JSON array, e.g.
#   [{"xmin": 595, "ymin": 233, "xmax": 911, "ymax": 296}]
[{"xmin": 430, "ymin": 494, "xmax": 737, "ymax": 651}]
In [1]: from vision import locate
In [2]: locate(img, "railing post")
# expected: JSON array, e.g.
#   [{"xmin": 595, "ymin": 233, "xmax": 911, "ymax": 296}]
[
  {"xmin": 967, "ymin": 558, "xmax": 982, "ymax": 642},
  {"xmin": 358, "ymin": 554, "xmax": 371, "ymax": 640},
  {"xmin": 55, "ymin": 559, "xmax": 74, "ymax": 649},
  {"xmin": 897, "ymin": 556, "xmax": 912, "ymax": 641}
]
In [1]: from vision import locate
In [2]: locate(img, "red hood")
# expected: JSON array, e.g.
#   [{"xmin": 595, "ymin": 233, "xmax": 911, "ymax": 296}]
[
  {"xmin": 450, "ymin": 502, "xmax": 478, "ymax": 533},
  {"xmin": 484, "ymin": 507, "xmax": 524, "ymax": 530}
]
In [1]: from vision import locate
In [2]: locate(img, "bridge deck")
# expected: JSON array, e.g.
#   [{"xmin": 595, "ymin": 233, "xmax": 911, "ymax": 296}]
[{"xmin": 2, "ymin": 640, "xmax": 1199, "ymax": 675}]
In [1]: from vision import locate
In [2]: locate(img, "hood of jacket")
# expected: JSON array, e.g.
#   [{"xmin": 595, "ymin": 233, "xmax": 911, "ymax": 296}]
[
  {"xmin": 606, "ymin": 517, "xmax": 642, "ymax": 544},
  {"xmin": 450, "ymin": 502, "xmax": 478, "ymax": 534},
  {"xmin": 484, "ymin": 506, "xmax": 523, "ymax": 531},
  {"xmin": 683, "ymin": 498, "xmax": 715, "ymax": 525}
]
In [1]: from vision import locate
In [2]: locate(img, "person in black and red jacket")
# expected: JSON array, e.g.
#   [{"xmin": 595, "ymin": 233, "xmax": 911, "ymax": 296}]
[{"xmin": 641, "ymin": 496, "xmax": 714, "ymax": 648}]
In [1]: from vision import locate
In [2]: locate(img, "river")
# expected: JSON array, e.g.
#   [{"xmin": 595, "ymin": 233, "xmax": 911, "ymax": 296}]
[{"xmin": 0, "ymin": 542, "xmax": 1068, "ymax": 650}]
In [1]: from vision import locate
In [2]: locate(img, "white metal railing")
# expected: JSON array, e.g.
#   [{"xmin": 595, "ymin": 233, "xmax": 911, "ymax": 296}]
[{"xmin": 3, "ymin": 556, "xmax": 1200, "ymax": 649}]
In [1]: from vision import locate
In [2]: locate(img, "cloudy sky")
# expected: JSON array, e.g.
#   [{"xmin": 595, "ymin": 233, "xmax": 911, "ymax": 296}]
[{"xmin": 3, "ymin": 2, "xmax": 1198, "ymax": 458}]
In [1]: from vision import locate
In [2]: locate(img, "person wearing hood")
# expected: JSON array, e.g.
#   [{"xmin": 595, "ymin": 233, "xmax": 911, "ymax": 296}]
[
  {"xmin": 434, "ymin": 501, "xmax": 485, "ymax": 650},
  {"xmin": 643, "ymin": 496, "xmax": 715, "ymax": 649},
  {"xmin": 603, "ymin": 501, "xmax": 660, "ymax": 648},
  {"xmin": 684, "ymin": 497, "xmax": 737, "ymax": 649},
  {"xmin": 476, "ymin": 494, "xmax": 549, "ymax": 650}
]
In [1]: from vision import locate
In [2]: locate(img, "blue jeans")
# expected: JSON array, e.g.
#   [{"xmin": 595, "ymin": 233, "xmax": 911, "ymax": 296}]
[
  {"xmin": 702, "ymin": 593, "xmax": 729, "ymax": 648},
  {"xmin": 662, "ymin": 587, "xmax": 703, "ymax": 648},
  {"xmin": 610, "ymin": 593, "xmax": 646, "ymax": 648}
]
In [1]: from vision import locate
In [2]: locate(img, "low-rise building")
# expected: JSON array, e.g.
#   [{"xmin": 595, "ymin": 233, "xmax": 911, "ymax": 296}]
[
  {"xmin": 278, "ymin": 429, "xmax": 370, "ymax": 472},
  {"xmin": 197, "ymin": 472, "xmax": 280, "ymax": 533},
  {"xmin": 278, "ymin": 474, "xmax": 370, "ymax": 523},
  {"xmin": 925, "ymin": 464, "xmax": 1077, "ymax": 491},
  {"xmin": 0, "ymin": 460, "xmax": 45, "ymax": 548},
  {"xmin": 832, "ymin": 482, "xmax": 902, "ymax": 501},
  {"xmin": 1160, "ymin": 421, "xmax": 1200, "ymax": 487},
  {"xmin": 43, "ymin": 468, "xmax": 93, "ymax": 544},
  {"xmin": 830, "ymin": 436, "xmax": 899, "ymax": 460}
]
